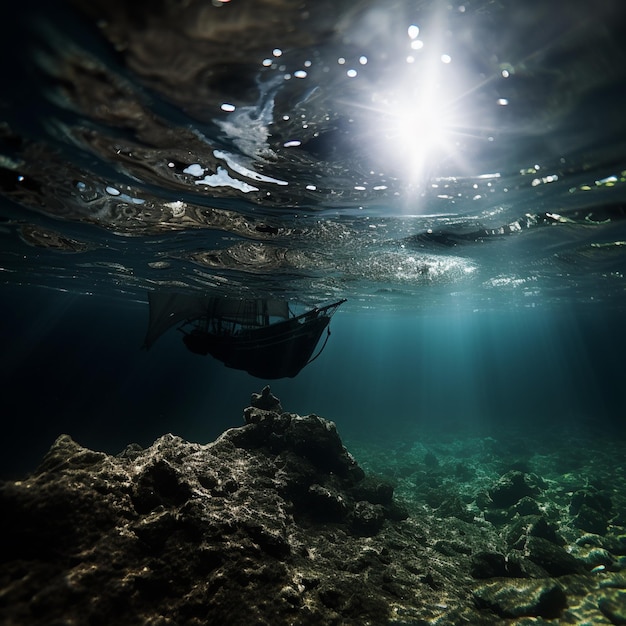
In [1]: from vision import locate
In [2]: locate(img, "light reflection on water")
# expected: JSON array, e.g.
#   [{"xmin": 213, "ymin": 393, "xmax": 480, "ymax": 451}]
[{"xmin": 1, "ymin": 0, "xmax": 626, "ymax": 312}]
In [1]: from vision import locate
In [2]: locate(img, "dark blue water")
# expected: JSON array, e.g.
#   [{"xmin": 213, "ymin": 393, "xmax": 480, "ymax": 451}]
[{"xmin": 2, "ymin": 0, "xmax": 626, "ymax": 475}]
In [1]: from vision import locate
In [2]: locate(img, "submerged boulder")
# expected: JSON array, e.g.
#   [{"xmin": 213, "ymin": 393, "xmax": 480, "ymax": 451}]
[
  {"xmin": 598, "ymin": 589, "xmax": 626, "ymax": 625},
  {"xmin": 505, "ymin": 514, "xmax": 563, "ymax": 550},
  {"xmin": 570, "ymin": 488, "xmax": 613, "ymax": 535},
  {"xmin": 470, "ymin": 551, "xmax": 508, "ymax": 579},
  {"xmin": 488, "ymin": 471, "xmax": 541, "ymax": 508},
  {"xmin": 473, "ymin": 579, "xmax": 567, "ymax": 619},
  {"xmin": 250, "ymin": 384, "xmax": 283, "ymax": 412},
  {"xmin": 0, "ymin": 389, "xmax": 410, "ymax": 626},
  {"xmin": 525, "ymin": 536, "xmax": 588, "ymax": 577}
]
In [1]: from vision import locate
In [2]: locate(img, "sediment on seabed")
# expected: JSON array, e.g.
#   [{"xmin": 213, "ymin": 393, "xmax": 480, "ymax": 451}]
[{"xmin": 1, "ymin": 388, "xmax": 625, "ymax": 625}]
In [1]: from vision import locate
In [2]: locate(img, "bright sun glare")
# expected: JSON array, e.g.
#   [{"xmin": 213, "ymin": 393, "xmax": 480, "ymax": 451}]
[
  {"xmin": 358, "ymin": 18, "xmax": 476, "ymax": 186},
  {"xmin": 385, "ymin": 84, "xmax": 454, "ymax": 181}
]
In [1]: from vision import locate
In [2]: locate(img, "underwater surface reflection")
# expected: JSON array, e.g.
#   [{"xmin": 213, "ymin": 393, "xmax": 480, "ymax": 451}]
[{"xmin": 1, "ymin": 0, "xmax": 626, "ymax": 312}]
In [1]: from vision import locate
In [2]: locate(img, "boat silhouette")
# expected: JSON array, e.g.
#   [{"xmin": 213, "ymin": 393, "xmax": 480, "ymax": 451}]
[{"xmin": 144, "ymin": 292, "xmax": 346, "ymax": 378}]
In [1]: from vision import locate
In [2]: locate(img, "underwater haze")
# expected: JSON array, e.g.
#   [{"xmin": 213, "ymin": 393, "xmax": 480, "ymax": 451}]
[
  {"xmin": 5, "ymin": 2, "xmax": 626, "ymax": 624},
  {"xmin": 2, "ymin": 1, "xmax": 626, "ymax": 470},
  {"xmin": 3, "ymin": 287, "xmax": 626, "ymax": 477}
]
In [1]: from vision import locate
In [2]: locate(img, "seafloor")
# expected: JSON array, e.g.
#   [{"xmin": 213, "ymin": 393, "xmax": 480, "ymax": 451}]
[{"xmin": 1, "ymin": 388, "xmax": 625, "ymax": 625}]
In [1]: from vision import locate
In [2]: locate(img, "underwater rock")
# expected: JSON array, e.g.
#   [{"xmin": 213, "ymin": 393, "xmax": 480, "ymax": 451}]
[
  {"xmin": 349, "ymin": 475, "xmax": 394, "ymax": 505},
  {"xmin": 432, "ymin": 538, "xmax": 472, "ymax": 558},
  {"xmin": 250, "ymin": 384, "xmax": 283, "ymax": 412},
  {"xmin": 603, "ymin": 535, "xmax": 626, "ymax": 556},
  {"xmin": 570, "ymin": 488, "xmax": 613, "ymax": 517},
  {"xmin": 238, "ymin": 410, "xmax": 363, "ymax": 483},
  {"xmin": 435, "ymin": 495, "xmax": 475, "ymax": 522},
  {"xmin": 470, "ymin": 551, "xmax": 508, "ymax": 579},
  {"xmin": 3, "ymin": 389, "xmax": 626, "ymax": 626},
  {"xmin": 576, "ymin": 546, "xmax": 617, "ymax": 571},
  {"xmin": 473, "ymin": 578, "xmax": 567, "ymax": 619},
  {"xmin": 306, "ymin": 484, "xmax": 349, "ymax": 522},
  {"xmin": 489, "ymin": 470, "xmax": 541, "ymax": 508},
  {"xmin": 349, "ymin": 501, "xmax": 386, "ymax": 536},
  {"xmin": 570, "ymin": 488, "xmax": 613, "ymax": 535},
  {"xmin": 525, "ymin": 536, "xmax": 588, "ymax": 577},
  {"xmin": 505, "ymin": 515, "xmax": 563, "ymax": 550},
  {"xmin": 512, "ymin": 496, "xmax": 542, "ymax": 517},
  {"xmin": 572, "ymin": 503, "xmax": 611, "ymax": 535},
  {"xmin": 598, "ymin": 589, "xmax": 626, "ymax": 625},
  {"xmin": 502, "ymin": 549, "xmax": 551, "ymax": 579},
  {"xmin": 0, "ymin": 393, "xmax": 431, "ymax": 626},
  {"xmin": 349, "ymin": 476, "xmax": 409, "ymax": 522}
]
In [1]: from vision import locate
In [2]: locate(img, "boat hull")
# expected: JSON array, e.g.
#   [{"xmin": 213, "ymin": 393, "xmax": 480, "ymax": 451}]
[{"xmin": 183, "ymin": 315, "xmax": 331, "ymax": 378}]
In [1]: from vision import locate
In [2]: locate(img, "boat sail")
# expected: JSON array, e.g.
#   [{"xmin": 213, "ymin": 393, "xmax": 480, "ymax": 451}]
[{"xmin": 144, "ymin": 292, "xmax": 346, "ymax": 379}]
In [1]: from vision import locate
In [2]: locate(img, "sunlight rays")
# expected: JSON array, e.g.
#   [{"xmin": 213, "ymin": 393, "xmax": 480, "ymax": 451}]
[{"xmin": 333, "ymin": 8, "xmax": 507, "ymax": 188}]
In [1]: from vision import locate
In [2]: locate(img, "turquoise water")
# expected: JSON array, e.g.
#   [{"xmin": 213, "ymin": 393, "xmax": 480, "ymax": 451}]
[
  {"xmin": 2, "ymin": 287, "xmax": 624, "ymax": 476},
  {"xmin": 2, "ymin": 0, "xmax": 626, "ymax": 473}
]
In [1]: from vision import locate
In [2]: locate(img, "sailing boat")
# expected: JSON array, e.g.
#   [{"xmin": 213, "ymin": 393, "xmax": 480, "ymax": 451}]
[{"xmin": 144, "ymin": 292, "xmax": 346, "ymax": 379}]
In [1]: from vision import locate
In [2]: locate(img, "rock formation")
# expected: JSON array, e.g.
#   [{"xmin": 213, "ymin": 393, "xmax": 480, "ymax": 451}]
[
  {"xmin": 1, "ymin": 389, "xmax": 625, "ymax": 625},
  {"xmin": 0, "ymin": 390, "xmax": 410, "ymax": 625}
]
